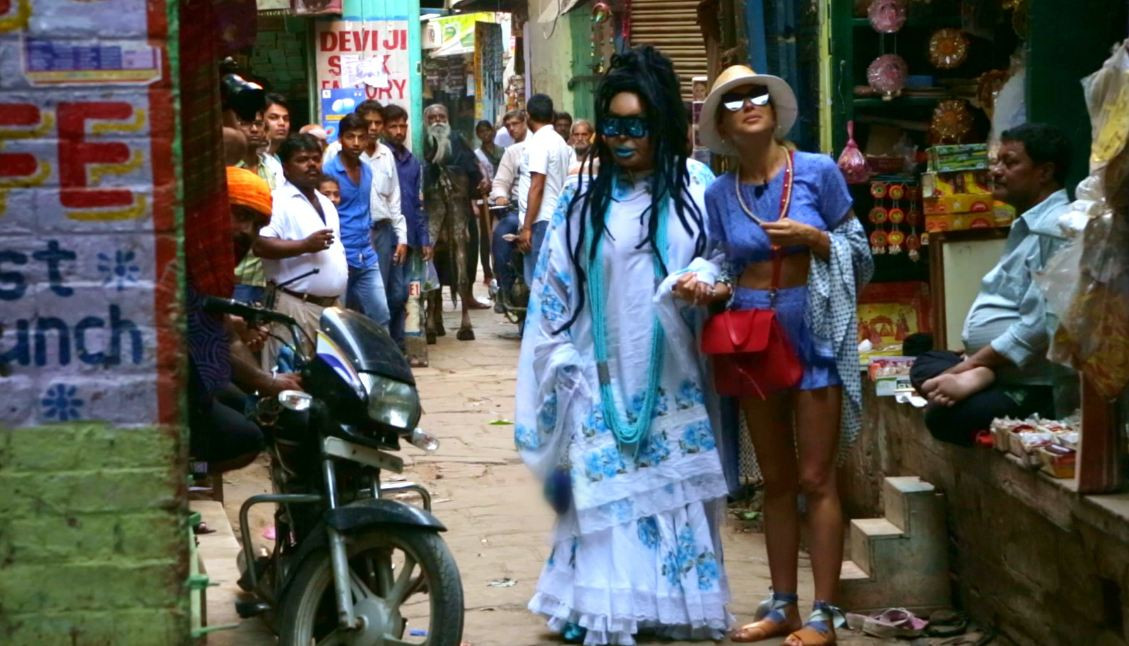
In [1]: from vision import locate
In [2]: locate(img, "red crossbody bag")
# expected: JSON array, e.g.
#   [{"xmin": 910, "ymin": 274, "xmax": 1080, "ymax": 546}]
[{"xmin": 701, "ymin": 150, "xmax": 803, "ymax": 399}]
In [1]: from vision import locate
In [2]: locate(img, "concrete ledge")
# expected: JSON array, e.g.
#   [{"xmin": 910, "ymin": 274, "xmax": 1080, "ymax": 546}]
[{"xmin": 843, "ymin": 390, "xmax": 1129, "ymax": 646}]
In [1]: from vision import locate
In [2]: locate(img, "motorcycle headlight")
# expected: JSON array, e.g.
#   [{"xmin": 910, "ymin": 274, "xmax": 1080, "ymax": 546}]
[{"xmin": 360, "ymin": 373, "xmax": 421, "ymax": 432}]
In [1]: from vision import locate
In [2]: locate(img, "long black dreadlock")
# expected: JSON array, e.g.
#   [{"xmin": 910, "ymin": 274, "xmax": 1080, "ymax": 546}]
[{"xmin": 556, "ymin": 45, "xmax": 707, "ymax": 334}]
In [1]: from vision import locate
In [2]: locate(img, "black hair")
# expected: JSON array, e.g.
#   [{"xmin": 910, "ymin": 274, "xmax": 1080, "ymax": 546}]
[
  {"xmin": 318, "ymin": 174, "xmax": 339, "ymax": 186},
  {"xmin": 356, "ymin": 99, "xmax": 384, "ymax": 118},
  {"xmin": 555, "ymin": 111, "xmax": 573, "ymax": 123},
  {"xmin": 277, "ymin": 133, "xmax": 322, "ymax": 163},
  {"xmin": 503, "ymin": 109, "xmax": 526, "ymax": 123},
  {"xmin": 527, "ymin": 94, "xmax": 555, "ymax": 124},
  {"xmin": 338, "ymin": 112, "xmax": 367, "ymax": 137},
  {"xmin": 383, "ymin": 103, "xmax": 408, "ymax": 123},
  {"xmin": 475, "ymin": 119, "xmax": 493, "ymax": 132},
  {"xmin": 264, "ymin": 92, "xmax": 289, "ymax": 111},
  {"xmin": 556, "ymin": 45, "xmax": 704, "ymax": 334},
  {"xmin": 1000, "ymin": 122, "xmax": 1071, "ymax": 186}
]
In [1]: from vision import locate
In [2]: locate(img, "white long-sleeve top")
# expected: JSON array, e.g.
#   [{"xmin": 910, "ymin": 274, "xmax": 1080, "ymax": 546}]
[
  {"xmin": 490, "ymin": 141, "xmax": 528, "ymax": 219},
  {"xmin": 366, "ymin": 142, "xmax": 406, "ymax": 243}
]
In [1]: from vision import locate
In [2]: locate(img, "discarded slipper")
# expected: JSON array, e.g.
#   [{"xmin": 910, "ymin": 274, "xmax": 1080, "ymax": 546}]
[
  {"xmin": 926, "ymin": 609, "xmax": 968, "ymax": 637},
  {"xmin": 861, "ymin": 607, "xmax": 928, "ymax": 639}
]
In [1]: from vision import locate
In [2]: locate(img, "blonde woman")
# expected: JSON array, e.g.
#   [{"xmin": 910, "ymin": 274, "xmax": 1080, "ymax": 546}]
[{"xmin": 679, "ymin": 66, "xmax": 873, "ymax": 645}]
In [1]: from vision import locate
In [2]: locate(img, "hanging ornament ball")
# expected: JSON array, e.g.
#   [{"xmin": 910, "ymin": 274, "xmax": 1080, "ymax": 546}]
[{"xmin": 592, "ymin": 1, "xmax": 612, "ymax": 24}]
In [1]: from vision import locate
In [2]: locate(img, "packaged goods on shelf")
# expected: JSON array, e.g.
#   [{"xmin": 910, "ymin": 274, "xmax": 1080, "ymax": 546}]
[
  {"xmin": 989, "ymin": 413, "xmax": 1081, "ymax": 477},
  {"xmin": 921, "ymin": 169, "xmax": 992, "ymax": 197}
]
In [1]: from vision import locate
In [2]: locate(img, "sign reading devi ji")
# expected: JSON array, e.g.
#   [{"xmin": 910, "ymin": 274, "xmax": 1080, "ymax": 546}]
[{"xmin": 315, "ymin": 20, "xmax": 410, "ymax": 104}]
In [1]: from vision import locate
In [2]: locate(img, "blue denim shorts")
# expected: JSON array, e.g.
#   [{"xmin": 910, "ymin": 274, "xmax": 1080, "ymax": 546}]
[{"xmin": 730, "ymin": 286, "xmax": 841, "ymax": 391}]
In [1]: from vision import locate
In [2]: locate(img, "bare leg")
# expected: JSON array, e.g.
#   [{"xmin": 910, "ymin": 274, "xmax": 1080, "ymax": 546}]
[
  {"xmin": 741, "ymin": 394, "xmax": 803, "ymax": 595},
  {"xmin": 785, "ymin": 386, "xmax": 843, "ymax": 646}
]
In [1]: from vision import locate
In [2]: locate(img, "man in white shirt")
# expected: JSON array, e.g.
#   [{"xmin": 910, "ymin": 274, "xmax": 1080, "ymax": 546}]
[
  {"xmin": 488, "ymin": 110, "xmax": 529, "ymax": 303},
  {"xmin": 254, "ymin": 133, "xmax": 348, "ymax": 370},
  {"xmin": 518, "ymin": 94, "xmax": 574, "ymax": 285},
  {"xmin": 354, "ymin": 102, "xmax": 409, "ymax": 349}
]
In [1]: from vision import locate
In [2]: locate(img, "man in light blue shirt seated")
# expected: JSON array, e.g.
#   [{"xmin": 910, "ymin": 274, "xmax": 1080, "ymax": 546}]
[{"xmin": 911, "ymin": 123, "xmax": 1072, "ymax": 445}]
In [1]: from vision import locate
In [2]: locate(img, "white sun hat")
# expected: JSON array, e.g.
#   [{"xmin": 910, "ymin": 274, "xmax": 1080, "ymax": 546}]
[{"xmin": 698, "ymin": 64, "xmax": 798, "ymax": 156}]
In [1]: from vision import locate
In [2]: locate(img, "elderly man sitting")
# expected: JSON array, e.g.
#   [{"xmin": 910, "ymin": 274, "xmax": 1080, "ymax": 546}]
[{"xmin": 911, "ymin": 123, "xmax": 1073, "ymax": 446}]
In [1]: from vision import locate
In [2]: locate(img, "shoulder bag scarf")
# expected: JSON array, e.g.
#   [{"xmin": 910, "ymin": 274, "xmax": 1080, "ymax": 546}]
[{"xmin": 701, "ymin": 149, "xmax": 803, "ymax": 399}]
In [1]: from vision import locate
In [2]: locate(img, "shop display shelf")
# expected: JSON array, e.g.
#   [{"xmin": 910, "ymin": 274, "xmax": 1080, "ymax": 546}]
[
  {"xmin": 852, "ymin": 95, "xmax": 944, "ymax": 109},
  {"xmin": 850, "ymin": 16, "xmax": 963, "ymax": 30}
]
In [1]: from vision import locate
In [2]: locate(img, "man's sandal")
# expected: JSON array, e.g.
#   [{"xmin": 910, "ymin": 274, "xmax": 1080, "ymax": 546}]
[
  {"xmin": 731, "ymin": 592, "xmax": 800, "ymax": 642},
  {"xmin": 785, "ymin": 601, "xmax": 846, "ymax": 646}
]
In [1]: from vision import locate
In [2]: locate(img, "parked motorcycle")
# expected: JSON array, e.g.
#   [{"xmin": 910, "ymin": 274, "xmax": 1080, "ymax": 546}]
[{"xmin": 202, "ymin": 296, "xmax": 464, "ymax": 646}]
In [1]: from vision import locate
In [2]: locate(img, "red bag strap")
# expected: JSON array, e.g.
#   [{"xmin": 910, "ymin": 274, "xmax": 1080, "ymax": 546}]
[{"xmin": 769, "ymin": 149, "xmax": 795, "ymax": 301}]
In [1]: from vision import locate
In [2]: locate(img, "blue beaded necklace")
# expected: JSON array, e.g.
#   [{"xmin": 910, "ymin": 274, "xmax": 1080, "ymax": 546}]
[{"xmin": 584, "ymin": 181, "xmax": 670, "ymax": 454}]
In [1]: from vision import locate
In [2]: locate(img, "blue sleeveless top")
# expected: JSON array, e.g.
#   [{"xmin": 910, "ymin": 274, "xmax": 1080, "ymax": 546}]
[{"xmin": 704, "ymin": 151, "xmax": 853, "ymax": 274}]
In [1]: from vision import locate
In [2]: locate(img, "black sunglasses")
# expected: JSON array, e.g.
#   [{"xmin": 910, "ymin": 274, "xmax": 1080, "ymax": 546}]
[
  {"xmin": 599, "ymin": 116, "xmax": 649, "ymax": 139},
  {"xmin": 721, "ymin": 87, "xmax": 772, "ymax": 112}
]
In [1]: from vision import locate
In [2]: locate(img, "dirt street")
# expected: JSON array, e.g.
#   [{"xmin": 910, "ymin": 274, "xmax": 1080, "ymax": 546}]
[{"xmin": 221, "ymin": 292, "xmax": 883, "ymax": 645}]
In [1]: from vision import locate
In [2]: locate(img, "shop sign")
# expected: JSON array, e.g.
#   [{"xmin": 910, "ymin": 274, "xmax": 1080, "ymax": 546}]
[
  {"xmin": 315, "ymin": 20, "xmax": 410, "ymax": 105},
  {"xmin": 423, "ymin": 11, "xmax": 497, "ymax": 57},
  {"xmin": 319, "ymin": 87, "xmax": 365, "ymax": 143}
]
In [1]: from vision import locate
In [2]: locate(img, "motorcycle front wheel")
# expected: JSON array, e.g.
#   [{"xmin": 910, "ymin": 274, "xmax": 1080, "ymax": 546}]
[{"xmin": 278, "ymin": 528, "xmax": 464, "ymax": 646}]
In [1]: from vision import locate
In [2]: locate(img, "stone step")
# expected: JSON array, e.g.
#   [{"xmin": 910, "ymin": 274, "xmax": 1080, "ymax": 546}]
[
  {"xmin": 840, "ymin": 559, "xmax": 869, "ymax": 581},
  {"xmin": 848, "ymin": 517, "xmax": 903, "ymax": 576},
  {"xmin": 839, "ymin": 476, "xmax": 951, "ymax": 614},
  {"xmin": 883, "ymin": 475, "xmax": 937, "ymax": 534}
]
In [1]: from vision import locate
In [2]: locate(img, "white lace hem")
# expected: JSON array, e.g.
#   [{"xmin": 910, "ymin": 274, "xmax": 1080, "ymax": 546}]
[{"xmin": 530, "ymin": 589, "xmax": 729, "ymax": 646}]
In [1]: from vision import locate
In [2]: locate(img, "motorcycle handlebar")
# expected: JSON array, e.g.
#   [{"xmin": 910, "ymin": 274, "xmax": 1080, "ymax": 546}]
[{"xmin": 202, "ymin": 296, "xmax": 299, "ymax": 328}]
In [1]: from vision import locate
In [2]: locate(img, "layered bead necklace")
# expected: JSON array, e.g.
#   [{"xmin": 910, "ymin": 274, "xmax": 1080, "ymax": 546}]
[{"xmin": 584, "ymin": 181, "xmax": 670, "ymax": 455}]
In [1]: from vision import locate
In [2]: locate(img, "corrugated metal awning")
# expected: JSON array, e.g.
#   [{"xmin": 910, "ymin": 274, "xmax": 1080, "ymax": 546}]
[{"xmin": 629, "ymin": 0, "xmax": 707, "ymax": 101}]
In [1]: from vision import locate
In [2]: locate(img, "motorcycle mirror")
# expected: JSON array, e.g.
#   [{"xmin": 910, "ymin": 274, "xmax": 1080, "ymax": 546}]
[{"xmin": 278, "ymin": 389, "xmax": 312, "ymax": 412}]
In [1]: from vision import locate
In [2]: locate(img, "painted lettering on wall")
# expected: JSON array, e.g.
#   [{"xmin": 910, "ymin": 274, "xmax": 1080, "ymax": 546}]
[
  {"xmin": 315, "ymin": 20, "xmax": 411, "ymax": 104},
  {"xmin": 0, "ymin": 0, "xmax": 175, "ymax": 427}
]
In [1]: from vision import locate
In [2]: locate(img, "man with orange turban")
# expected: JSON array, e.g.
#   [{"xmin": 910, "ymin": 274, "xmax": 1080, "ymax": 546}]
[{"xmin": 187, "ymin": 167, "xmax": 298, "ymax": 476}]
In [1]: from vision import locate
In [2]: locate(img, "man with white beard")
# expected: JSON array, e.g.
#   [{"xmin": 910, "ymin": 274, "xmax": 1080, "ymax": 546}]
[{"xmin": 422, "ymin": 103, "xmax": 485, "ymax": 342}]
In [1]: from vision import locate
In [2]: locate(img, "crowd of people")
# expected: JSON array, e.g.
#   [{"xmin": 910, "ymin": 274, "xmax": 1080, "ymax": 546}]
[
  {"xmin": 186, "ymin": 72, "xmax": 595, "ymax": 479},
  {"xmin": 189, "ymin": 44, "xmax": 1077, "ymax": 646}
]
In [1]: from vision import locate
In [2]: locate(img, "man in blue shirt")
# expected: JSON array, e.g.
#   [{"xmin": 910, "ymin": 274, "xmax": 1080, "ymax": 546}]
[
  {"xmin": 322, "ymin": 112, "xmax": 390, "ymax": 327},
  {"xmin": 382, "ymin": 104, "xmax": 431, "ymax": 363},
  {"xmin": 912, "ymin": 123, "xmax": 1072, "ymax": 445}
]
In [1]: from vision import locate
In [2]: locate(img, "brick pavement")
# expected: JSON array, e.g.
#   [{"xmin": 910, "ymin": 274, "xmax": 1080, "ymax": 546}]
[{"xmin": 220, "ymin": 293, "xmax": 885, "ymax": 645}]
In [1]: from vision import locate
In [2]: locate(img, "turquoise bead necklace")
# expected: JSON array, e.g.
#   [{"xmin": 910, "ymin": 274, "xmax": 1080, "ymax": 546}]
[{"xmin": 584, "ymin": 181, "xmax": 670, "ymax": 454}]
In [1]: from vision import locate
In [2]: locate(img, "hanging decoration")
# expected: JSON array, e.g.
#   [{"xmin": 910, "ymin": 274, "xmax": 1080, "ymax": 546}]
[
  {"xmin": 905, "ymin": 186, "xmax": 923, "ymax": 261},
  {"xmin": 976, "ymin": 69, "xmax": 1009, "ymax": 118},
  {"xmin": 622, "ymin": 0, "xmax": 632, "ymax": 41},
  {"xmin": 930, "ymin": 99, "xmax": 975, "ymax": 143},
  {"xmin": 869, "ymin": 182, "xmax": 890, "ymax": 255},
  {"xmin": 868, "ymin": 0, "xmax": 908, "ymax": 34},
  {"xmin": 838, "ymin": 120, "xmax": 872, "ymax": 184},
  {"xmin": 867, "ymin": 53, "xmax": 909, "ymax": 99},
  {"xmin": 589, "ymin": 1, "xmax": 615, "ymax": 75},
  {"xmin": 928, "ymin": 28, "xmax": 970, "ymax": 69},
  {"xmin": 592, "ymin": 1, "xmax": 611, "ymax": 23},
  {"xmin": 887, "ymin": 183, "xmax": 906, "ymax": 254}
]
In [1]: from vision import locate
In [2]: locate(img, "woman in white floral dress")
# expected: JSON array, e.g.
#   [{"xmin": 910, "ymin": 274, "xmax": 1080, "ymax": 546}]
[{"xmin": 513, "ymin": 46, "xmax": 731, "ymax": 645}]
